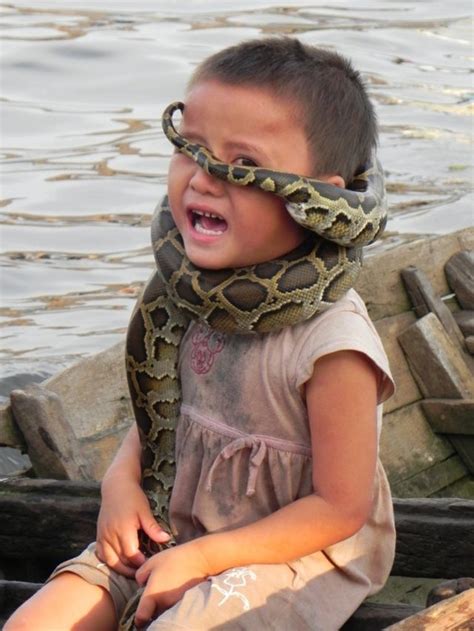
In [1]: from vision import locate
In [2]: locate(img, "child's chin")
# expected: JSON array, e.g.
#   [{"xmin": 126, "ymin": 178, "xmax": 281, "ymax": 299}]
[{"xmin": 186, "ymin": 253, "xmax": 227, "ymax": 271}]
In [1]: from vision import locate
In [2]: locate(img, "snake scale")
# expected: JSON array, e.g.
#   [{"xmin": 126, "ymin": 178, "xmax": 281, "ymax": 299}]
[{"xmin": 119, "ymin": 101, "xmax": 387, "ymax": 629}]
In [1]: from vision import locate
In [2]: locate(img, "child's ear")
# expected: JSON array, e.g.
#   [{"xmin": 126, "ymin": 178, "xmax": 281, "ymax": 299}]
[{"xmin": 322, "ymin": 174, "xmax": 345, "ymax": 189}]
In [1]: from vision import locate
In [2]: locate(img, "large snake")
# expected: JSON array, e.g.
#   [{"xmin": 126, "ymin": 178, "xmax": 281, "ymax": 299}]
[{"xmin": 119, "ymin": 102, "xmax": 387, "ymax": 629}]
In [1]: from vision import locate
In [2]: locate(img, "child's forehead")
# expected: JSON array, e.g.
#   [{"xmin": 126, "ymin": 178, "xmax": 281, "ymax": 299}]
[{"xmin": 182, "ymin": 79, "xmax": 304, "ymax": 137}]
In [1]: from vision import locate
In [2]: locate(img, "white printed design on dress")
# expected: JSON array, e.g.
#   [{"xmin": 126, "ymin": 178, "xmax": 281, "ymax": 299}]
[{"xmin": 211, "ymin": 567, "xmax": 257, "ymax": 611}]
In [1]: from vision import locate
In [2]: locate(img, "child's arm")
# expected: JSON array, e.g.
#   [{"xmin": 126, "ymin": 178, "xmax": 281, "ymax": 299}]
[
  {"xmin": 96, "ymin": 423, "xmax": 170, "ymax": 576},
  {"xmin": 133, "ymin": 349, "xmax": 379, "ymax": 625}
]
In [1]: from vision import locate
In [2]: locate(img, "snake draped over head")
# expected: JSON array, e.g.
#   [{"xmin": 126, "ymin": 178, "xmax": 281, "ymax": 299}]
[{"xmin": 119, "ymin": 101, "xmax": 387, "ymax": 630}]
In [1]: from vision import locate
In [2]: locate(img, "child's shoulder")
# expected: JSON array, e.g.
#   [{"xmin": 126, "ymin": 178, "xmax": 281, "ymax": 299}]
[{"xmin": 288, "ymin": 289, "xmax": 394, "ymax": 398}]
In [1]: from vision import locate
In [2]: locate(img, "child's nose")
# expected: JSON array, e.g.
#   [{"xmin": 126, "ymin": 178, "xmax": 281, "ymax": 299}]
[{"xmin": 189, "ymin": 165, "xmax": 225, "ymax": 196}]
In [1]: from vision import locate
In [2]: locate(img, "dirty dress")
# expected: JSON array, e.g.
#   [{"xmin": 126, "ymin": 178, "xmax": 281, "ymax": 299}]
[{"xmin": 150, "ymin": 288, "xmax": 396, "ymax": 630}]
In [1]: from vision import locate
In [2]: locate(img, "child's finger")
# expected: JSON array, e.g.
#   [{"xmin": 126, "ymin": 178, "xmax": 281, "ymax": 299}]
[
  {"xmin": 121, "ymin": 536, "xmax": 146, "ymax": 568},
  {"xmin": 140, "ymin": 513, "xmax": 172, "ymax": 544},
  {"xmin": 135, "ymin": 591, "xmax": 157, "ymax": 628},
  {"xmin": 135, "ymin": 561, "xmax": 152, "ymax": 586},
  {"xmin": 97, "ymin": 540, "xmax": 137, "ymax": 578}
]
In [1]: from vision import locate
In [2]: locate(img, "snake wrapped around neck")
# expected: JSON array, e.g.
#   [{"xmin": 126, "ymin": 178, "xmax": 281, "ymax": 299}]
[{"xmin": 119, "ymin": 101, "xmax": 387, "ymax": 630}]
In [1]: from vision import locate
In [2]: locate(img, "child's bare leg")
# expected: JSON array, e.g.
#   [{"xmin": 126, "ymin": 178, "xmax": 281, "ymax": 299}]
[{"xmin": 4, "ymin": 571, "xmax": 117, "ymax": 631}]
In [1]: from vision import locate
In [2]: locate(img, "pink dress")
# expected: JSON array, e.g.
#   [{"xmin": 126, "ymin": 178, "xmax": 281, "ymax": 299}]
[{"xmin": 149, "ymin": 289, "xmax": 395, "ymax": 630}]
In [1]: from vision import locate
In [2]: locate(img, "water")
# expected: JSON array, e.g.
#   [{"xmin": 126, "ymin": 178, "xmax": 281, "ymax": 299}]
[{"xmin": 1, "ymin": 0, "xmax": 473, "ymax": 396}]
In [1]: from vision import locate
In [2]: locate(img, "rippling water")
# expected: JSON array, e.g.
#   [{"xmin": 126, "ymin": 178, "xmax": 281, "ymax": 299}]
[{"xmin": 1, "ymin": 0, "xmax": 473, "ymax": 395}]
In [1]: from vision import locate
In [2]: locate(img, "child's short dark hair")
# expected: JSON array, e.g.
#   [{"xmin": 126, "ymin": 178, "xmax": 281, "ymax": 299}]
[{"xmin": 188, "ymin": 37, "xmax": 377, "ymax": 184}]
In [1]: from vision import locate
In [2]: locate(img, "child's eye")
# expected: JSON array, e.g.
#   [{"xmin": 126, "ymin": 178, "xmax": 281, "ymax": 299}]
[{"xmin": 234, "ymin": 156, "xmax": 258, "ymax": 167}]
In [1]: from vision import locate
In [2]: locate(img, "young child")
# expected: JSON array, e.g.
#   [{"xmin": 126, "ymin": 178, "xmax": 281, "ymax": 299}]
[{"xmin": 6, "ymin": 37, "xmax": 395, "ymax": 631}]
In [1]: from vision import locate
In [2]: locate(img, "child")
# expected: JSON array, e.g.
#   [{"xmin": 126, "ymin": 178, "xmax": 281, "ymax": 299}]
[{"xmin": 6, "ymin": 37, "xmax": 395, "ymax": 630}]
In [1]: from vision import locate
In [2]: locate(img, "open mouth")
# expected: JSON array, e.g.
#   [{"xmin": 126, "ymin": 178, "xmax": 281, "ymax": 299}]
[{"xmin": 190, "ymin": 209, "xmax": 228, "ymax": 236}]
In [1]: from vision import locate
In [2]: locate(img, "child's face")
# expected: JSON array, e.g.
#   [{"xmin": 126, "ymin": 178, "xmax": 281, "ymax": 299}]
[{"xmin": 167, "ymin": 80, "xmax": 315, "ymax": 270}]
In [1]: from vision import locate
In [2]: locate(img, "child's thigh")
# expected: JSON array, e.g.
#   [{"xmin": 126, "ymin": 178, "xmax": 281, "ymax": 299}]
[{"xmin": 4, "ymin": 572, "xmax": 116, "ymax": 631}]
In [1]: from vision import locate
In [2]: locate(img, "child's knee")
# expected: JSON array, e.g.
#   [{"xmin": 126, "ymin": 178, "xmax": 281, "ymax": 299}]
[
  {"xmin": 4, "ymin": 604, "xmax": 35, "ymax": 631},
  {"xmin": 4, "ymin": 572, "xmax": 116, "ymax": 631}
]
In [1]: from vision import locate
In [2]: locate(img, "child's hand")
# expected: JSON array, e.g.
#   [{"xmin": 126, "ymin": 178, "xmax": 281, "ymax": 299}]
[
  {"xmin": 133, "ymin": 541, "xmax": 209, "ymax": 627},
  {"xmin": 96, "ymin": 477, "xmax": 171, "ymax": 577}
]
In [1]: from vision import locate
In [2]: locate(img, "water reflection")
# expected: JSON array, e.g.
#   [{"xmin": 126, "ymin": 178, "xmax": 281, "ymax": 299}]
[{"xmin": 0, "ymin": 0, "xmax": 472, "ymax": 385}]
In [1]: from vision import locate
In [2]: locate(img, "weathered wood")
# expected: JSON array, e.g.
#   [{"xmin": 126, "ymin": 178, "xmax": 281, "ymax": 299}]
[
  {"xmin": 4, "ymin": 342, "xmax": 133, "ymax": 480},
  {"xmin": 445, "ymin": 250, "xmax": 474, "ymax": 310},
  {"xmin": 401, "ymin": 265, "xmax": 465, "ymax": 348},
  {"xmin": 398, "ymin": 313, "xmax": 474, "ymax": 400},
  {"xmin": 342, "ymin": 603, "xmax": 424, "ymax": 630},
  {"xmin": 10, "ymin": 384, "xmax": 92, "ymax": 481},
  {"xmin": 0, "ymin": 478, "xmax": 98, "ymax": 561},
  {"xmin": 391, "ymin": 498, "xmax": 474, "ymax": 579},
  {"xmin": 385, "ymin": 588, "xmax": 474, "ymax": 629},
  {"xmin": 1, "ymin": 479, "xmax": 472, "ymax": 579},
  {"xmin": 432, "ymin": 476, "xmax": 474, "ymax": 499},
  {"xmin": 422, "ymin": 399, "xmax": 474, "ymax": 435},
  {"xmin": 454, "ymin": 311, "xmax": 474, "ymax": 337},
  {"xmin": 0, "ymin": 405, "xmax": 25, "ymax": 450},
  {"xmin": 466, "ymin": 336, "xmax": 474, "ymax": 355},
  {"xmin": 356, "ymin": 228, "xmax": 474, "ymax": 321},
  {"xmin": 422, "ymin": 399, "xmax": 474, "ymax": 475},
  {"xmin": 380, "ymin": 402, "xmax": 456, "ymax": 493},
  {"xmin": 391, "ymin": 454, "xmax": 467, "ymax": 499},
  {"xmin": 374, "ymin": 311, "xmax": 421, "ymax": 414},
  {"xmin": 426, "ymin": 577, "xmax": 474, "ymax": 607}
]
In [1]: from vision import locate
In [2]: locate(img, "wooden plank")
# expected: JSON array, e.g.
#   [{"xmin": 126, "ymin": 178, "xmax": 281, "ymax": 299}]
[
  {"xmin": 466, "ymin": 336, "xmax": 474, "ymax": 355},
  {"xmin": 392, "ymin": 498, "xmax": 474, "ymax": 579},
  {"xmin": 445, "ymin": 251, "xmax": 474, "ymax": 310},
  {"xmin": 356, "ymin": 228, "xmax": 474, "ymax": 321},
  {"xmin": 9, "ymin": 384, "xmax": 93, "ymax": 481},
  {"xmin": 42, "ymin": 341, "xmax": 131, "ymax": 441},
  {"xmin": 374, "ymin": 312, "xmax": 421, "ymax": 414},
  {"xmin": 398, "ymin": 313, "xmax": 474, "ymax": 400},
  {"xmin": 5, "ymin": 341, "xmax": 133, "ymax": 481},
  {"xmin": 422, "ymin": 399, "xmax": 474, "ymax": 435},
  {"xmin": 431, "ymin": 476, "xmax": 474, "ymax": 499},
  {"xmin": 342, "ymin": 602, "xmax": 423, "ymax": 630},
  {"xmin": 385, "ymin": 588, "xmax": 474, "ymax": 630},
  {"xmin": 0, "ymin": 405, "xmax": 25, "ymax": 450},
  {"xmin": 391, "ymin": 454, "xmax": 468, "ymax": 498},
  {"xmin": 0, "ymin": 479, "xmax": 98, "ymax": 561},
  {"xmin": 401, "ymin": 266, "xmax": 466, "ymax": 348},
  {"xmin": 426, "ymin": 577, "xmax": 474, "ymax": 607},
  {"xmin": 0, "ymin": 479, "xmax": 473, "ymax": 579},
  {"xmin": 454, "ymin": 311, "xmax": 474, "ymax": 337},
  {"xmin": 380, "ymin": 402, "xmax": 456, "ymax": 490}
]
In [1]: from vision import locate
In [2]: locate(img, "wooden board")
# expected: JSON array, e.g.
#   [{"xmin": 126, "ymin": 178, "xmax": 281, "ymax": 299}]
[
  {"xmin": 400, "ymin": 265, "xmax": 466, "ymax": 349},
  {"xmin": 422, "ymin": 399, "xmax": 474, "ymax": 475},
  {"xmin": 398, "ymin": 313, "xmax": 474, "ymax": 400},
  {"xmin": 374, "ymin": 311, "xmax": 421, "ymax": 414},
  {"xmin": 385, "ymin": 588, "xmax": 474, "ymax": 630},
  {"xmin": 380, "ymin": 402, "xmax": 456, "ymax": 490},
  {"xmin": 391, "ymin": 454, "xmax": 468, "ymax": 498},
  {"xmin": 445, "ymin": 251, "xmax": 474, "ymax": 311},
  {"xmin": 356, "ymin": 228, "xmax": 474, "ymax": 321},
  {"xmin": 1, "ymin": 479, "xmax": 473, "ymax": 579},
  {"xmin": 2, "ymin": 342, "xmax": 133, "ymax": 480}
]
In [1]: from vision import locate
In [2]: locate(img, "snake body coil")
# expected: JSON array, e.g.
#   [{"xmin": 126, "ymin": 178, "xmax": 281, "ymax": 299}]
[{"xmin": 119, "ymin": 102, "xmax": 387, "ymax": 630}]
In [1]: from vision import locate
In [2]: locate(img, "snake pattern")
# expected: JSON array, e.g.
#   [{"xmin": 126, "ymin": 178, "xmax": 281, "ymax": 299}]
[{"xmin": 119, "ymin": 101, "xmax": 387, "ymax": 630}]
